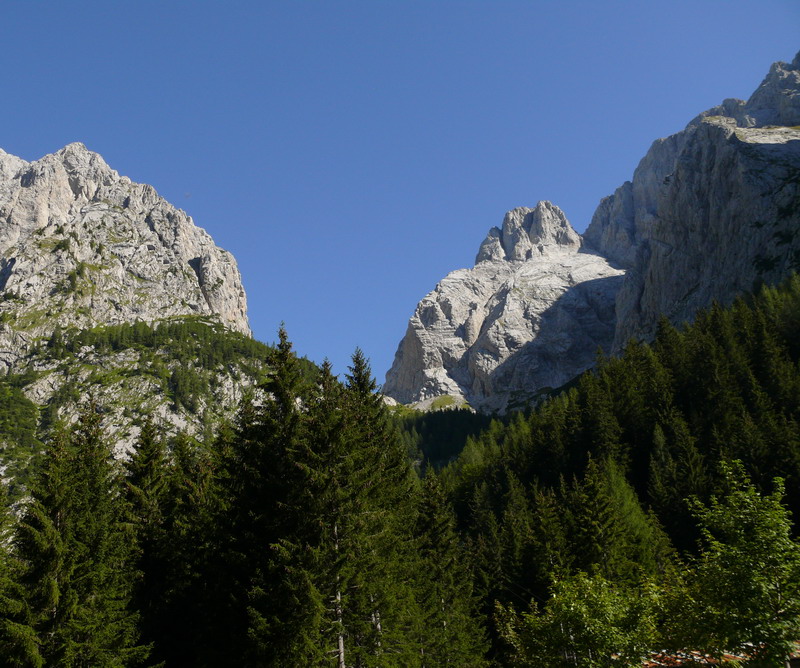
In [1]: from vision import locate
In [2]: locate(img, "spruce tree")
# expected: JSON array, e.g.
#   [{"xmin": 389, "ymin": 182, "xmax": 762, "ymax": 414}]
[
  {"xmin": 413, "ymin": 474, "xmax": 488, "ymax": 665},
  {"xmin": 123, "ymin": 419, "xmax": 171, "ymax": 662},
  {"xmin": 497, "ymin": 469, "xmax": 536, "ymax": 607},
  {"xmin": 339, "ymin": 348, "xmax": 422, "ymax": 666},
  {"xmin": 464, "ymin": 478, "xmax": 510, "ymax": 660},
  {"xmin": 155, "ymin": 431, "xmax": 223, "ymax": 666},
  {"xmin": 527, "ymin": 485, "xmax": 571, "ymax": 603},
  {"xmin": 217, "ymin": 338, "xmax": 427, "ymax": 665},
  {"xmin": 13, "ymin": 407, "xmax": 147, "ymax": 666},
  {"xmin": 568, "ymin": 457, "xmax": 672, "ymax": 583},
  {"xmin": 246, "ymin": 359, "xmax": 339, "ymax": 665},
  {"xmin": 647, "ymin": 410, "xmax": 707, "ymax": 553},
  {"xmin": 211, "ymin": 325, "xmax": 309, "ymax": 663},
  {"xmin": 0, "ymin": 477, "xmax": 41, "ymax": 665},
  {"xmin": 578, "ymin": 374, "xmax": 624, "ymax": 465}
]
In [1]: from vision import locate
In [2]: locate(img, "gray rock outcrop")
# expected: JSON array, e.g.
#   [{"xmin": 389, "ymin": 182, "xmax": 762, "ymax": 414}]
[
  {"xmin": 585, "ymin": 51, "xmax": 800, "ymax": 351},
  {"xmin": 0, "ymin": 143, "xmax": 250, "ymax": 368},
  {"xmin": 387, "ymin": 50, "xmax": 800, "ymax": 413},
  {"xmin": 384, "ymin": 203, "xmax": 624, "ymax": 413}
]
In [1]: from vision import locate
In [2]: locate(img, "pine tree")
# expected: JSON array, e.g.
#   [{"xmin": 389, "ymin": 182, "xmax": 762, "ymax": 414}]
[
  {"xmin": 467, "ymin": 481, "xmax": 504, "ymax": 623},
  {"xmin": 568, "ymin": 458, "xmax": 626, "ymax": 580},
  {"xmin": 125, "ymin": 420, "xmax": 168, "ymax": 531}
]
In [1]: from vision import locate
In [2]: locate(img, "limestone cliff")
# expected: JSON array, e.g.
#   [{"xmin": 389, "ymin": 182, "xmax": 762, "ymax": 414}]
[
  {"xmin": 387, "ymin": 50, "xmax": 800, "ymax": 413},
  {"xmin": 383, "ymin": 203, "xmax": 623, "ymax": 413},
  {"xmin": 0, "ymin": 143, "xmax": 250, "ymax": 369},
  {"xmin": 0, "ymin": 143, "xmax": 256, "ymax": 456},
  {"xmin": 585, "ymin": 51, "xmax": 800, "ymax": 351}
]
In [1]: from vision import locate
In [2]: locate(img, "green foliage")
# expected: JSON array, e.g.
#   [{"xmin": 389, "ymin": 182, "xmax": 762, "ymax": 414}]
[
  {"xmin": 2, "ymin": 276, "xmax": 800, "ymax": 664},
  {"xmin": 392, "ymin": 405, "xmax": 493, "ymax": 469},
  {"xmin": 0, "ymin": 478, "xmax": 42, "ymax": 665},
  {"xmin": 0, "ymin": 381, "xmax": 40, "ymax": 449},
  {"xmin": 131, "ymin": 428, "xmax": 222, "ymax": 666},
  {"xmin": 670, "ymin": 462, "xmax": 800, "ymax": 665},
  {"xmin": 435, "ymin": 275, "xmax": 800, "ymax": 660},
  {"xmin": 11, "ymin": 406, "xmax": 148, "ymax": 665},
  {"xmin": 124, "ymin": 419, "xmax": 169, "ymax": 655},
  {"xmin": 429, "ymin": 394, "xmax": 456, "ymax": 409},
  {"xmin": 210, "ymin": 337, "xmax": 470, "ymax": 665},
  {"xmin": 27, "ymin": 317, "xmax": 316, "ymax": 420},
  {"xmin": 497, "ymin": 572, "xmax": 658, "ymax": 667},
  {"xmin": 0, "ymin": 379, "xmax": 41, "ymax": 499},
  {"xmin": 565, "ymin": 457, "xmax": 674, "ymax": 585},
  {"xmin": 413, "ymin": 474, "xmax": 489, "ymax": 664},
  {"xmin": 53, "ymin": 238, "xmax": 70, "ymax": 253}
]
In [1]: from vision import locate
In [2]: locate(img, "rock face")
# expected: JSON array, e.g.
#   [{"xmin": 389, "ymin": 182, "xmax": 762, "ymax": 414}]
[
  {"xmin": 0, "ymin": 143, "xmax": 250, "ymax": 368},
  {"xmin": 585, "ymin": 51, "xmax": 800, "ymax": 351},
  {"xmin": 384, "ymin": 203, "xmax": 624, "ymax": 413},
  {"xmin": 387, "ymin": 50, "xmax": 800, "ymax": 413}
]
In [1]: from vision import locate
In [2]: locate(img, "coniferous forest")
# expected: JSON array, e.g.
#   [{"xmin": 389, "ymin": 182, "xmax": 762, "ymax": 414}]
[{"xmin": 3, "ymin": 277, "xmax": 800, "ymax": 665}]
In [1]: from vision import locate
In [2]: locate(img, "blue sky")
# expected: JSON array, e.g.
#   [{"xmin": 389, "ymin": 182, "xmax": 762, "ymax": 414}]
[{"xmin": 2, "ymin": 1, "xmax": 798, "ymax": 382}]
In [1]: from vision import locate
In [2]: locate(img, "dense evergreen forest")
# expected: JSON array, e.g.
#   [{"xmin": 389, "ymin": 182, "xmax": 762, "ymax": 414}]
[{"xmin": 2, "ymin": 277, "xmax": 800, "ymax": 665}]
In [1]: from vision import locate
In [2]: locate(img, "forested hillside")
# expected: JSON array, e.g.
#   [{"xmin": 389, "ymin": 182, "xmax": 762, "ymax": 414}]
[
  {"xmin": 0, "ymin": 316, "xmax": 322, "ymax": 500},
  {"xmin": 2, "ymin": 278, "xmax": 800, "ymax": 665},
  {"xmin": 439, "ymin": 274, "xmax": 800, "ymax": 664},
  {"xmin": 0, "ymin": 332, "xmax": 488, "ymax": 666}
]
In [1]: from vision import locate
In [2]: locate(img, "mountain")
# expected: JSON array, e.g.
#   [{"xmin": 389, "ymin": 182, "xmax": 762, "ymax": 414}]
[
  {"xmin": 385, "ymin": 50, "xmax": 800, "ymax": 413},
  {"xmin": 0, "ymin": 142, "xmax": 249, "ymax": 368},
  {"xmin": 587, "ymin": 52, "xmax": 800, "ymax": 352},
  {"xmin": 0, "ymin": 144, "xmax": 269, "ymax": 471},
  {"xmin": 383, "ymin": 202, "xmax": 623, "ymax": 413}
]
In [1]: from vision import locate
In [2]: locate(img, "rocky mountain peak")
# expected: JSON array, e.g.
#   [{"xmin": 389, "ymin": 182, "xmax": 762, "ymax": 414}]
[
  {"xmin": 688, "ymin": 49, "xmax": 800, "ymax": 129},
  {"xmin": 476, "ymin": 201, "xmax": 581, "ymax": 263},
  {"xmin": 384, "ymin": 204, "xmax": 622, "ymax": 412},
  {"xmin": 744, "ymin": 50, "xmax": 800, "ymax": 127},
  {"xmin": 387, "ymin": 50, "xmax": 800, "ymax": 414},
  {"xmin": 0, "ymin": 143, "xmax": 251, "ymax": 369},
  {"xmin": 0, "ymin": 149, "xmax": 27, "ymax": 181},
  {"xmin": 56, "ymin": 142, "xmax": 112, "ymax": 183}
]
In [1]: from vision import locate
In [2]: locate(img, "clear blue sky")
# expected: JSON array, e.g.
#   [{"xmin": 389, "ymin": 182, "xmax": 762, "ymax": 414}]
[{"xmin": 2, "ymin": 1, "xmax": 798, "ymax": 382}]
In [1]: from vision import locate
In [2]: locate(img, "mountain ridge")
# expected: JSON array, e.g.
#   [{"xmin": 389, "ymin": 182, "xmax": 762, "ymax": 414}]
[
  {"xmin": 385, "ymin": 49, "xmax": 800, "ymax": 413},
  {"xmin": 0, "ymin": 142, "xmax": 262, "ymax": 459},
  {"xmin": 0, "ymin": 141, "xmax": 250, "ymax": 373}
]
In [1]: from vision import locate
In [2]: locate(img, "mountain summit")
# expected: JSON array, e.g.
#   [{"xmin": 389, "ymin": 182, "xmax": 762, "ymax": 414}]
[
  {"xmin": 0, "ymin": 143, "xmax": 250, "ymax": 369},
  {"xmin": 385, "ymin": 50, "xmax": 800, "ymax": 413},
  {"xmin": 384, "ymin": 203, "xmax": 623, "ymax": 413}
]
